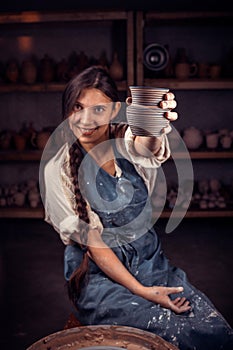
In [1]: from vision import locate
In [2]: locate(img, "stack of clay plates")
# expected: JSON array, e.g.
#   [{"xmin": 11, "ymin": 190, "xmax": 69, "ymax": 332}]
[
  {"xmin": 128, "ymin": 86, "xmax": 169, "ymax": 106},
  {"xmin": 126, "ymin": 86, "xmax": 170, "ymax": 136},
  {"xmin": 126, "ymin": 104, "xmax": 170, "ymax": 137}
]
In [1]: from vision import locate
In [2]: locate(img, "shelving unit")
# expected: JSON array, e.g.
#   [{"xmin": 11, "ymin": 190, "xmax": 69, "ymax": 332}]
[
  {"xmin": 0, "ymin": 207, "xmax": 44, "ymax": 219},
  {"xmin": 0, "ymin": 148, "xmax": 232, "ymax": 218},
  {"xmin": 0, "ymin": 10, "xmax": 134, "ymax": 89},
  {"xmin": 135, "ymin": 10, "xmax": 233, "ymax": 221},
  {"xmin": 0, "ymin": 10, "xmax": 233, "ymax": 220},
  {"xmin": 142, "ymin": 79, "xmax": 233, "ymax": 90},
  {"xmin": 0, "ymin": 9, "xmax": 135, "ymax": 220},
  {"xmin": 0, "ymin": 80, "xmax": 128, "ymax": 93},
  {"xmin": 136, "ymin": 10, "xmax": 233, "ymax": 86},
  {"xmin": 1, "ymin": 206, "xmax": 233, "ymax": 219}
]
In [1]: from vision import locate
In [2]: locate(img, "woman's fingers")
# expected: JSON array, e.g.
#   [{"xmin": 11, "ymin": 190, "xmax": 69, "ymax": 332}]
[
  {"xmin": 165, "ymin": 110, "xmax": 178, "ymax": 121},
  {"xmin": 164, "ymin": 92, "xmax": 175, "ymax": 101},
  {"xmin": 173, "ymin": 297, "xmax": 188, "ymax": 307},
  {"xmin": 165, "ymin": 286, "xmax": 184, "ymax": 295},
  {"xmin": 171, "ymin": 297, "xmax": 192, "ymax": 314},
  {"xmin": 160, "ymin": 99, "xmax": 177, "ymax": 110},
  {"xmin": 160, "ymin": 92, "xmax": 177, "ymax": 112}
]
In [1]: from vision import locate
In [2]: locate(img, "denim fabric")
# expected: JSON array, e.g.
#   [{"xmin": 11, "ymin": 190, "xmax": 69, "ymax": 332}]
[{"xmin": 64, "ymin": 146, "xmax": 233, "ymax": 350}]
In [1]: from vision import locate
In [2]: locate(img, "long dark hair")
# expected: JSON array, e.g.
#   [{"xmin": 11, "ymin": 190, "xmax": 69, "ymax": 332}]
[{"xmin": 62, "ymin": 66, "xmax": 119, "ymax": 306}]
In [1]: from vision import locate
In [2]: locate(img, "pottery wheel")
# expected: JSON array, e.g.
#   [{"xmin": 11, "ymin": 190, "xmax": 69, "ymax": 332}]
[{"xmin": 26, "ymin": 325, "xmax": 179, "ymax": 350}]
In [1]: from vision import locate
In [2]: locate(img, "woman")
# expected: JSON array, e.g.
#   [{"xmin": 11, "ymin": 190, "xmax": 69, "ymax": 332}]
[{"xmin": 42, "ymin": 66, "xmax": 233, "ymax": 350}]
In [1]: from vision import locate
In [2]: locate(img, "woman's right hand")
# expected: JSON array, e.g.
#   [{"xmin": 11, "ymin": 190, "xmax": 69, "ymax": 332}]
[
  {"xmin": 87, "ymin": 230, "xmax": 191, "ymax": 314},
  {"xmin": 140, "ymin": 285, "xmax": 192, "ymax": 314}
]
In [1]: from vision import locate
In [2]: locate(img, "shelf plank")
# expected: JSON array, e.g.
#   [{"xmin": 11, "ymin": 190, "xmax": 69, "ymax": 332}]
[
  {"xmin": 144, "ymin": 79, "xmax": 233, "ymax": 90},
  {"xmin": 154, "ymin": 210, "xmax": 233, "ymax": 219},
  {"xmin": 0, "ymin": 83, "xmax": 66, "ymax": 93},
  {"xmin": 145, "ymin": 11, "xmax": 233, "ymax": 21},
  {"xmin": 0, "ymin": 150, "xmax": 43, "ymax": 161},
  {"xmin": 0, "ymin": 11, "xmax": 128, "ymax": 25},
  {"xmin": 0, "ymin": 81, "xmax": 127, "ymax": 93},
  {"xmin": 172, "ymin": 151, "xmax": 233, "ymax": 159},
  {"xmin": 1, "ymin": 150, "xmax": 232, "ymax": 162},
  {"xmin": 0, "ymin": 207, "xmax": 44, "ymax": 219},
  {"xmin": 0, "ymin": 207, "xmax": 232, "ymax": 219}
]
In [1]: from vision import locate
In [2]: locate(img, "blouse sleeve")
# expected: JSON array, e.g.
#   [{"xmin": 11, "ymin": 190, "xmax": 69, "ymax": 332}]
[
  {"xmin": 120, "ymin": 126, "xmax": 171, "ymax": 168},
  {"xmin": 43, "ymin": 145, "xmax": 103, "ymax": 245}
]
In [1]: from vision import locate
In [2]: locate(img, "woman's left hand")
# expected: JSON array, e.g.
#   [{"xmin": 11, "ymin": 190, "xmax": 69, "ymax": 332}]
[{"xmin": 159, "ymin": 92, "xmax": 178, "ymax": 122}]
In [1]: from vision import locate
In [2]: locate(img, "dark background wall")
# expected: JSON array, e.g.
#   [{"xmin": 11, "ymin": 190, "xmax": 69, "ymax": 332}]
[{"xmin": 1, "ymin": 0, "xmax": 233, "ymax": 12}]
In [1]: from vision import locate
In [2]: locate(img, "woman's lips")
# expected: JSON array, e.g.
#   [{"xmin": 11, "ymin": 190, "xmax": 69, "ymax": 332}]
[{"xmin": 79, "ymin": 126, "xmax": 98, "ymax": 136}]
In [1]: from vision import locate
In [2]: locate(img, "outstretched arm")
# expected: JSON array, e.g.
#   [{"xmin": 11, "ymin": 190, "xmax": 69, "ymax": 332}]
[{"xmin": 87, "ymin": 229, "xmax": 191, "ymax": 314}]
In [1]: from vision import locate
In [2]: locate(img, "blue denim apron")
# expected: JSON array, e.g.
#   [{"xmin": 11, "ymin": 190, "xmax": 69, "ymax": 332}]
[{"xmin": 64, "ymin": 143, "xmax": 233, "ymax": 350}]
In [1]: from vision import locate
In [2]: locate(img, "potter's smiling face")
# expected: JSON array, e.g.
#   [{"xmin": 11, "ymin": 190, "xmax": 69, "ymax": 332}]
[{"xmin": 68, "ymin": 88, "xmax": 120, "ymax": 151}]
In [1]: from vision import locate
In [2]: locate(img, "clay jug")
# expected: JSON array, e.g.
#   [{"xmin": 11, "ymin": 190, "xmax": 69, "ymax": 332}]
[
  {"xmin": 31, "ymin": 130, "xmax": 51, "ymax": 150},
  {"xmin": 98, "ymin": 50, "xmax": 109, "ymax": 70},
  {"xmin": 6, "ymin": 60, "xmax": 19, "ymax": 83},
  {"xmin": 78, "ymin": 51, "xmax": 89, "ymax": 71},
  {"xmin": 56, "ymin": 58, "xmax": 69, "ymax": 82},
  {"xmin": 109, "ymin": 52, "xmax": 123, "ymax": 81},
  {"xmin": 68, "ymin": 51, "xmax": 80, "ymax": 79},
  {"xmin": 21, "ymin": 59, "xmax": 37, "ymax": 84},
  {"xmin": 174, "ymin": 48, "xmax": 197, "ymax": 79},
  {"xmin": 40, "ymin": 54, "xmax": 55, "ymax": 83},
  {"xmin": 14, "ymin": 133, "xmax": 26, "ymax": 151},
  {"xmin": 175, "ymin": 62, "xmax": 198, "ymax": 79},
  {"xmin": 0, "ymin": 130, "xmax": 12, "ymax": 150},
  {"xmin": 163, "ymin": 44, "xmax": 173, "ymax": 78}
]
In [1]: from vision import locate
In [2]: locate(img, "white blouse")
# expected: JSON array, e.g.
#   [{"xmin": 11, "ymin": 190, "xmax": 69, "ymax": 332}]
[{"xmin": 43, "ymin": 126, "xmax": 170, "ymax": 245}]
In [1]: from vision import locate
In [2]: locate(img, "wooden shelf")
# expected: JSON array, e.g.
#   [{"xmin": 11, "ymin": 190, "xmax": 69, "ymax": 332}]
[
  {"xmin": 171, "ymin": 151, "xmax": 233, "ymax": 159},
  {"xmin": 0, "ymin": 207, "xmax": 232, "ymax": 219},
  {"xmin": 144, "ymin": 79, "xmax": 233, "ymax": 90},
  {"xmin": 0, "ymin": 10, "xmax": 130, "ymax": 25},
  {"xmin": 0, "ymin": 207, "xmax": 44, "ymax": 219},
  {"xmin": 0, "ymin": 10, "xmax": 134, "ymax": 89},
  {"xmin": 145, "ymin": 11, "xmax": 233, "ymax": 21},
  {"xmin": 0, "ymin": 80, "xmax": 128, "ymax": 93},
  {"xmin": 0, "ymin": 150, "xmax": 43, "ymax": 161},
  {"xmin": 153, "ymin": 209, "xmax": 233, "ymax": 219},
  {"xmin": 136, "ymin": 11, "xmax": 233, "ymax": 87},
  {"xmin": 1, "ymin": 150, "xmax": 232, "ymax": 162}
]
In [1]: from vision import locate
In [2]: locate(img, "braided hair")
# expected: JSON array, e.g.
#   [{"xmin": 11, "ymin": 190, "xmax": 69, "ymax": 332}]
[{"xmin": 62, "ymin": 66, "xmax": 119, "ymax": 306}]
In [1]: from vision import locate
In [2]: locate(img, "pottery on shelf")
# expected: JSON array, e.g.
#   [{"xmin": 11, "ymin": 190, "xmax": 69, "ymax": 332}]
[
  {"xmin": 175, "ymin": 62, "xmax": 198, "ymax": 79},
  {"xmin": 40, "ymin": 54, "xmax": 55, "ymax": 83},
  {"xmin": 31, "ymin": 129, "xmax": 51, "ymax": 150},
  {"xmin": 109, "ymin": 52, "xmax": 123, "ymax": 81},
  {"xmin": 174, "ymin": 47, "xmax": 197, "ymax": 79},
  {"xmin": 21, "ymin": 59, "xmax": 37, "ymax": 84},
  {"xmin": 13, "ymin": 133, "xmax": 27, "ymax": 151},
  {"xmin": 56, "ymin": 58, "xmax": 69, "ymax": 82},
  {"xmin": 220, "ymin": 134, "xmax": 232, "ymax": 149},
  {"xmin": 206, "ymin": 132, "xmax": 219, "ymax": 149},
  {"xmin": 182, "ymin": 126, "xmax": 203, "ymax": 150},
  {"xmin": 5, "ymin": 59, "xmax": 19, "ymax": 83}
]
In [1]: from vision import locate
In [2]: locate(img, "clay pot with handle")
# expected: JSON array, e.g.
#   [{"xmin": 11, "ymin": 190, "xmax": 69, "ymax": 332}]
[
  {"xmin": 31, "ymin": 129, "xmax": 51, "ymax": 150},
  {"xmin": 175, "ymin": 62, "xmax": 198, "ymax": 79},
  {"xmin": 174, "ymin": 47, "xmax": 197, "ymax": 79}
]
